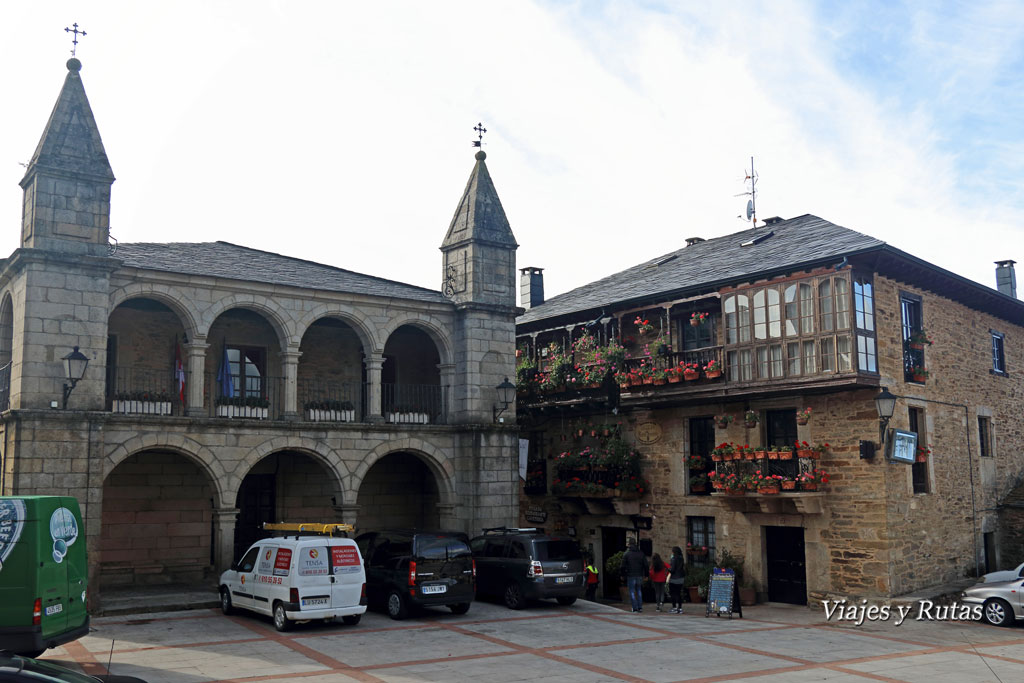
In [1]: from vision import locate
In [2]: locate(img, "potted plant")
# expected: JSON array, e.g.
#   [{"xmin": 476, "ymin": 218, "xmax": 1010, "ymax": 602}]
[
  {"xmin": 780, "ymin": 475, "xmax": 797, "ymax": 491},
  {"xmin": 916, "ymin": 444, "xmax": 931, "ymax": 463},
  {"xmin": 652, "ymin": 368, "xmax": 668, "ymax": 386},
  {"xmin": 742, "ymin": 444, "xmax": 757, "ymax": 461},
  {"xmin": 910, "ymin": 366, "xmax": 929, "ymax": 382},
  {"xmin": 714, "ymin": 413, "xmax": 733, "ymax": 429},
  {"xmin": 743, "ymin": 410, "xmax": 759, "ymax": 428},
  {"xmin": 666, "ymin": 365, "xmax": 682, "ymax": 383},
  {"xmin": 716, "ymin": 549, "xmax": 754, "ymax": 605},
  {"xmin": 690, "ymin": 311, "xmax": 710, "ymax": 327},
  {"xmin": 685, "ymin": 542, "xmax": 708, "ymax": 557},
  {"xmin": 686, "ymin": 453, "xmax": 705, "ymax": 469},
  {"xmin": 777, "ymin": 444, "xmax": 794, "ymax": 460},
  {"xmin": 634, "ymin": 315, "xmax": 655, "ymax": 336},
  {"xmin": 682, "ymin": 362, "xmax": 700, "ymax": 381},
  {"xmin": 810, "ymin": 442, "xmax": 830, "ymax": 459},
  {"xmin": 796, "ymin": 406, "xmax": 812, "ymax": 425},
  {"xmin": 756, "ymin": 473, "xmax": 784, "ymax": 494},
  {"xmin": 797, "ymin": 468, "xmax": 829, "ymax": 491},
  {"xmin": 704, "ymin": 359, "xmax": 723, "ymax": 379},
  {"xmin": 685, "ymin": 566, "xmax": 712, "ymax": 603},
  {"xmin": 605, "ymin": 551, "xmax": 628, "ymax": 603},
  {"xmin": 908, "ymin": 328, "xmax": 933, "ymax": 350},
  {"xmin": 689, "ymin": 473, "xmax": 709, "ymax": 493},
  {"xmin": 796, "ymin": 441, "xmax": 814, "ymax": 458}
]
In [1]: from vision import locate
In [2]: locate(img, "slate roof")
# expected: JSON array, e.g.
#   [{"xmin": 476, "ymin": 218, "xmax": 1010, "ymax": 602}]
[
  {"xmin": 115, "ymin": 241, "xmax": 450, "ymax": 304},
  {"xmin": 441, "ymin": 151, "xmax": 518, "ymax": 249},
  {"xmin": 518, "ymin": 214, "xmax": 884, "ymax": 326}
]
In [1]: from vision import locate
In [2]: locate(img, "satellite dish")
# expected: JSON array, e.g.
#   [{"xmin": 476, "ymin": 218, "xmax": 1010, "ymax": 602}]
[{"xmin": 746, "ymin": 200, "xmax": 754, "ymax": 221}]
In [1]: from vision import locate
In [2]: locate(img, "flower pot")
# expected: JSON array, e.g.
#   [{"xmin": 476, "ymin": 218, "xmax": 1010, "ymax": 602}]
[
  {"xmin": 743, "ymin": 452, "xmax": 756, "ymax": 461},
  {"xmin": 711, "ymin": 454, "xmax": 723, "ymax": 462},
  {"xmin": 739, "ymin": 586, "xmax": 757, "ymax": 606},
  {"xmin": 744, "ymin": 420, "xmax": 758, "ymax": 429},
  {"xmin": 915, "ymin": 454, "xmax": 928, "ymax": 463},
  {"xmin": 716, "ymin": 420, "xmax": 730, "ymax": 429},
  {"xmin": 643, "ymin": 377, "xmax": 654, "ymax": 385},
  {"xmin": 797, "ymin": 449, "xmax": 814, "ymax": 459},
  {"xmin": 767, "ymin": 452, "xmax": 779, "ymax": 460},
  {"xmin": 724, "ymin": 488, "xmax": 744, "ymax": 496},
  {"xmin": 683, "ymin": 369, "xmax": 699, "ymax": 381},
  {"xmin": 706, "ymin": 370, "xmax": 722, "ymax": 379},
  {"xmin": 912, "ymin": 373, "xmax": 927, "ymax": 383},
  {"xmin": 653, "ymin": 378, "xmax": 667, "ymax": 385},
  {"xmin": 796, "ymin": 417, "xmax": 809, "ymax": 425},
  {"xmin": 690, "ymin": 318, "xmax": 700, "ymax": 327},
  {"xmin": 755, "ymin": 450, "xmax": 766, "ymax": 459},
  {"xmin": 779, "ymin": 452, "xmax": 793, "ymax": 460},
  {"xmin": 909, "ymin": 341, "xmax": 925, "ymax": 351},
  {"xmin": 801, "ymin": 482, "xmax": 819, "ymax": 491},
  {"xmin": 758, "ymin": 486, "xmax": 780, "ymax": 495},
  {"xmin": 668, "ymin": 375, "xmax": 682, "ymax": 383},
  {"xmin": 688, "ymin": 586, "xmax": 704, "ymax": 603},
  {"xmin": 691, "ymin": 483, "xmax": 707, "ymax": 493},
  {"xmin": 781, "ymin": 480, "xmax": 797, "ymax": 490}
]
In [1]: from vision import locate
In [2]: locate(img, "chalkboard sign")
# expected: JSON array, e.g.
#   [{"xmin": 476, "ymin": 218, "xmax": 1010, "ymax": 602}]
[{"xmin": 705, "ymin": 568, "xmax": 742, "ymax": 618}]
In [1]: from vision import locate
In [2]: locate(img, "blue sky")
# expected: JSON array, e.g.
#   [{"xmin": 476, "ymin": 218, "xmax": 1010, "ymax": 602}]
[{"xmin": 1, "ymin": 1, "xmax": 1021, "ymax": 299}]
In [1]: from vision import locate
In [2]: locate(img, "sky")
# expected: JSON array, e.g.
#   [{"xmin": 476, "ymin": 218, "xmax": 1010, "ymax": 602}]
[{"xmin": 2, "ymin": 1, "xmax": 1023, "ymax": 301}]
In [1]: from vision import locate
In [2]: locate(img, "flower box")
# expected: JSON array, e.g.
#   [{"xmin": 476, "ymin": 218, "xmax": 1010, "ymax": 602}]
[
  {"xmin": 796, "ymin": 449, "xmax": 814, "ymax": 459},
  {"xmin": 755, "ymin": 450, "xmax": 766, "ymax": 459},
  {"xmin": 386, "ymin": 412, "xmax": 430, "ymax": 424},
  {"xmin": 706, "ymin": 370, "xmax": 722, "ymax": 379},
  {"xmin": 653, "ymin": 378, "xmax": 667, "ymax": 386},
  {"xmin": 796, "ymin": 416, "xmax": 810, "ymax": 425},
  {"xmin": 801, "ymin": 482, "xmax": 818, "ymax": 491},
  {"xmin": 767, "ymin": 451, "xmax": 779, "ymax": 460},
  {"xmin": 757, "ymin": 486, "xmax": 780, "ymax": 495},
  {"xmin": 781, "ymin": 480, "xmax": 797, "ymax": 490},
  {"xmin": 779, "ymin": 451, "xmax": 794, "ymax": 460},
  {"xmin": 683, "ymin": 369, "xmax": 700, "ymax": 381},
  {"xmin": 306, "ymin": 409, "xmax": 356, "ymax": 422},
  {"xmin": 686, "ymin": 547, "xmax": 708, "ymax": 556},
  {"xmin": 668, "ymin": 375, "xmax": 682, "ymax": 384},
  {"xmin": 915, "ymin": 453, "xmax": 928, "ymax": 463},
  {"xmin": 743, "ymin": 420, "xmax": 758, "ymax": 429},
  {"xmin": 112, "ymin": 400, "xmax": 172, "ymax": 416},
  {"xmin": 217, "ymin": 405, "xmax": 268, "ymax": 419}
]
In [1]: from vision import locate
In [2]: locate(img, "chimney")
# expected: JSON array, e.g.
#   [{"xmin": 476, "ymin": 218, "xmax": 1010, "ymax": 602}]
[
  {"xmin": 685, "ymin": 237, "xmax": 705, "ymax": 247},
  {"xmin": 996, "ymin": 260, "xmax": 1017, "ymax": 298},
  {"xmin": 763, "ymin": 216, "xmax": 784, "ymax": 225},
  {"xmin": 520, "ymin": 267, "xmax": 545, "ymax": 309}
]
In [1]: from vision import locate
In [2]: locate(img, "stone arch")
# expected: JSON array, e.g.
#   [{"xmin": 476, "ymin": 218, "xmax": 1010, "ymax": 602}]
[
  {"xmin": 294, "ymin": 304, "xmax": 381, "ymax": 354},
  {"xmin": 227, "ymin": 436, "xmax": 348, "ymax": 507},
  {"xmin": 200, "ymin": 293, "xmax": 295, "ymax": 351},
  {"xmin": 379, "ymin": 314, "xmax": 454, "ymax": 366},
  {"xmin": 104, "ymin": 434, "xmax": 228, "ymax": 507},
  {"xmin": 109, "ymin": 283, "xmax": 201, "ymax": 341},
  {"xmin": 348, "ymin": 437, "xmax": 455, "ymax": 503}
]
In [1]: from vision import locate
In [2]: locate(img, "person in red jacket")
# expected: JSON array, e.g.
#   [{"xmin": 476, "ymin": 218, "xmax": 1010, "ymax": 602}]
[{"xmin": 649, "ymin": 553, "xmax": 669, "ymax": 611}]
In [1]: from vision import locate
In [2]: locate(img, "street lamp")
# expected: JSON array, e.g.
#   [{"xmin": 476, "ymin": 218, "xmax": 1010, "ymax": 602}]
[
  {"xmin": 493, "ymin": 377, "xmax": 515, "ymax": 423},
  {"xmin": 874, "ymin": 387, "xmax": 898, "ymax": 450},
  {"xmin": 61, "ymin": 346, "xmax": 89, "ymax": 409}
]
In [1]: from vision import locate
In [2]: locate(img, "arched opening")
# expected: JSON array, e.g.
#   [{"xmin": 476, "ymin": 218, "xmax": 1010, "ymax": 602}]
[
  {"xmin": 356, "ymin": 452, "xmax": 440, "ymax": 530},
  {"xmin": 207, "ymin": 308, "xmax": 283, "ymax": 419},
  {"xmin": 0, "ymin": 293, "xmax": 12, "ymax": 412},
  {"xmin": 100, "ymin": 450, "xmax": 216, "ymax": 588},
  {"xmin": 107, "ymin": 298, "xmax": 188, "ymax": 415},
  {"xmin": 382, "ymin": 325, "xmax": 442, "ymax": 424},
  {"xmin": 233, "ymin": 451, "xmax": 341, "ymax": 561},
  {"xmin": 297, "ymin": 317, "xmax": 366, "ymax": 422}
]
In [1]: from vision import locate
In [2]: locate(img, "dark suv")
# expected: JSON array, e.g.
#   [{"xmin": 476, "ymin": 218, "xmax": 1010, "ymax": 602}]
[
  {"xmin": 470, "ymin": 528, "xmax": 584, "ymax": 609},
  {"xmin": 355, "ymin": 530, "xmax": 475, "ymax": 620}
]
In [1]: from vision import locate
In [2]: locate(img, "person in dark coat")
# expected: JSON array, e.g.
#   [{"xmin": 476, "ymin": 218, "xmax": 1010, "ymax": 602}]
[
  {"xmin": 667, "ymin": 546, "xmax": 686, "ymax": 613},
  {"xmin": 619, "ymin": 539, "xmax": 649, "ymax": 612}
]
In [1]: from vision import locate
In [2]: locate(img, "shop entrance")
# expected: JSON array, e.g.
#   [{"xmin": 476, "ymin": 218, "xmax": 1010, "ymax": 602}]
[
  {"xmin": 601, "ymin": 526, "xmax": 628, "ymax": 599},
  {"xmin": 765, "ymin": 526, "xmax": 806, "ymax": 604}
]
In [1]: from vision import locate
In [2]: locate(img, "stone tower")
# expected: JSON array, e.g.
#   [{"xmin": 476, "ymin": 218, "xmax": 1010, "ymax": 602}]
[
  {"xmin": 5, "ymin": 58, "xmax": 117, "ymax": 410},
  {"xmin": 440, "ymin": 150, "xmax": 518, "ymax": 423}
]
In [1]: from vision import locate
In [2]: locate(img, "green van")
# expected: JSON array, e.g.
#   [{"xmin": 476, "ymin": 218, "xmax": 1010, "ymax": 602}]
[{"xmin": 0, "ymin": 496, "xmax": 89, "ymax": 656}]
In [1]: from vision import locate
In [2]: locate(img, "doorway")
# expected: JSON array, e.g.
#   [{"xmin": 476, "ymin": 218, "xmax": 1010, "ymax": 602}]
[
  {"xmin": 234, "ymin": 473, "xmax": 275, "ymax": 562},
  {"xmin": 601, "ymin": 527, "xmax": 628, "ymax": 599},
  {"xmin": 765, "ymin": 526, "xmax": 806, "ymax": 604}
]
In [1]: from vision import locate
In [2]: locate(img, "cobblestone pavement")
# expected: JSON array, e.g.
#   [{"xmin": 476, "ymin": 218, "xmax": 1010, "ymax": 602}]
[{"xmin": 38, "ymin": 599, "xmax": 1024, "ymax": 682}]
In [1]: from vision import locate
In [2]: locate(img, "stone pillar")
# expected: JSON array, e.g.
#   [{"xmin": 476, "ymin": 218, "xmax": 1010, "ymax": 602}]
[
  {"xmin": 437, "ymin": 502, "xmax": 459, "ymax": 531},
  {"xmin": 185, "ymin": 340, "xmax": 209, "ymax": 417},
  {"xmin": 336, "ymin": 503, "xmax": 361, "ymax": 529},
  {"xmin": 213, "ymin": 507, "xmax": 240, "ymax": 572},
  {"xmin": 281, "ymin": 349, "xmax": 301, "ymax": 421},
  {"xmin": 365, "ymin": 354, "xmax": 384, "ymax": 423},
  {"xmin": 438, "ymin": 363, "xmax": 455, "ymax": 424}
]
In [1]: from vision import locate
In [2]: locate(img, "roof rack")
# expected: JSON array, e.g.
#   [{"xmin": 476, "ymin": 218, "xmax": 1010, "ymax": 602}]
[
  {"xmin": 263, "ymin": 522, "xmax": 354, "ymax": 537},
  {"xmin": 481, "ymin": 526, "xmax": 543, "ymax": 535}
]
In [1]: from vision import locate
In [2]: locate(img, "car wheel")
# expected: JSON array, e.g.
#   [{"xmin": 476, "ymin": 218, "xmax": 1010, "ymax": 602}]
[
  {"xmin": 556, "ymin": 596, "xmax": 577, "ymax": 606},
  {"xmin": 983, "ymin": 598, "xmax": 1014, "ymax": 627},
  {"xmin": 220, "ymin": 588, "xmax": 234, "ymax": 615},
  {"xmin": 448, "ymin": 602, "xmax": 471, "ymax": 615},
  {"xmin": 273, "ymin": 602, "xmax": 292, "ymax": 632},
  {"xmin": 341, "ymin": 614, "xmax": 361, "ymax": 626},
  {"xmin": 504, "ymin": 581, "xmax": 526, "ymax": 610},
  {"xmin": 387, "ymin": 589, "xmax": 408, "ymax": 620}
]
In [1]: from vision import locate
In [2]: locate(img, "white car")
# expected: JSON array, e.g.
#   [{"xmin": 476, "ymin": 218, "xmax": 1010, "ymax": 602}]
[
  {"xmin": 980, "ymin": 561, "xmax": 1024, "ymax": 584},
  {"xmin": 220, "ymin": 533, "xmax": 367, "ymax": 631}
]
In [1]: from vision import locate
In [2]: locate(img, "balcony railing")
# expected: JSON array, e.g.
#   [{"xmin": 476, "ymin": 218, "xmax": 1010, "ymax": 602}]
[
  {"xmin": 382, "ymin": 382, "xmax": 446, "ymax": 424},
  {"xmin": 204, "ymin": 372, "xmax": 284, "ymax": 420},
  {"xmin": 298, "ymin": 379, "xmax": 365, "ymax": 423},
  {"xmin": 106, "ymin": 366, "xmax": 185, "ymax": 416}
]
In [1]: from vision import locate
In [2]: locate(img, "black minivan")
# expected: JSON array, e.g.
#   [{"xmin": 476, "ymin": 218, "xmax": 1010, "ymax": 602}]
[{"xmin": 355, "ymin": 530, "xmax": 475, "ymax": 620}]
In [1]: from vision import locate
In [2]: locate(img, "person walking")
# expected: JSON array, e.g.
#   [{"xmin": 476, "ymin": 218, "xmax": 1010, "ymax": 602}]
[
  {"xmin": 649, "ymin": 553, "xmax": 668, "ymax": 611},
  {"xmin": 584, "ymin": 556, "xmax": 600, "ymax": 601},
  {"xmin": 620, "ymin": 539, "xmax": 649, "ymax": 613},
  {"xmin": 667, "ymin": 546, "xmax": 686, "ymax": 613}
]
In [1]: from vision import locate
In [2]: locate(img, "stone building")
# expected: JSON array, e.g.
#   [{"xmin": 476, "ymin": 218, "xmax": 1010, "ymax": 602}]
[
  {"xmin": 515, "ymin": 215, "xmax": 1024, "ymax": 604},
  {"xmin": 0, "ymin": 58, "xmax": 520, "ymax": 607}
]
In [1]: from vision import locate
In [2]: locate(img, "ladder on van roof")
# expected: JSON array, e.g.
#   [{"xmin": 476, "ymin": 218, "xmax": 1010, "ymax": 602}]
[{"xmin": 263, "ymin": 522, "xmax": 354, "ymax": 536}]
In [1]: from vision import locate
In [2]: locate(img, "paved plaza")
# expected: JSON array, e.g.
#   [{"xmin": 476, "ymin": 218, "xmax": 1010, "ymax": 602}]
[{"xmin": 38, "ymin": 598, "xmax": 1024, "ymax": 682}]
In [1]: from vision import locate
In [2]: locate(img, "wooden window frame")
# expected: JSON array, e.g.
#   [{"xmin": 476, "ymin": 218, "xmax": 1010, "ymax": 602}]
[{"xmin": 990, "ymin": 330, "xmax": 1008, "ymax": 376}]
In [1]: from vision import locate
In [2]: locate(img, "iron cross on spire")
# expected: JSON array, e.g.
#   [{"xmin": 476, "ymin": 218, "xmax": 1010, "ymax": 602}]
[
  {"xmin": 472, "ymin": 122, "xmax": 487, "ymax": 148},
  {"xmin": 64, "ymin": 23, "xmax": 87, "ymax": 57}
]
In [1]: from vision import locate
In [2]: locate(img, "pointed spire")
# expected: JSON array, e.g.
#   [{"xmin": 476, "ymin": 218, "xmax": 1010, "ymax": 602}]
[
  {"xmin": 442, "ymin": 150, "xmax": 517, "ymax": 250},
  {"xmin": 22, "ymin": 58, "xmax": 114, "ymax": 184}
]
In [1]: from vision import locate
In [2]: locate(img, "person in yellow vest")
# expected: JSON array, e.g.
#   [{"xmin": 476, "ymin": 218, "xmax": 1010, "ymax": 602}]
[{"xmin": 584, "ymin": 556, "xmax": 600, "ymax": 601}]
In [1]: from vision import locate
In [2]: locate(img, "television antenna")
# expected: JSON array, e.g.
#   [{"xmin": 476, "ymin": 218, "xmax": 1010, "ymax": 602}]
[{"xmin": 734, "ymin": 156, "xmax": 758, "ymax": 227}]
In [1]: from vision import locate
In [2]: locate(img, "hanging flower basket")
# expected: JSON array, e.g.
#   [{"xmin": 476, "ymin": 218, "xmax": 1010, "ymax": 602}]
[{"xmin": 796, "ymin": 416, "xmax": 809, "ymax": 425}]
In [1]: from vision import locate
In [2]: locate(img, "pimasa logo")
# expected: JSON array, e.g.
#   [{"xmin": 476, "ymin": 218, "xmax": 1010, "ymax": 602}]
[{"xmin": 0, "ymin": 499, "xmax": 26, "ymax": 572}]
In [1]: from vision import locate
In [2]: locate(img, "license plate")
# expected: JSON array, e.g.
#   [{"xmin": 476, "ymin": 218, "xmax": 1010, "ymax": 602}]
[
  {"xmin": 421, "ymin": 584, "xmax": 447, "ymax": 594},
  {"xmin": 301, "ymin": 597, "xmax": 329, "ymax": 607},
  {"xmin": 556, "ymin": 577, "xmax": 574, "ymax": 584},
  {"xmin": 45, "ymin": 603, "xmax": 63, "ymax": 616}
]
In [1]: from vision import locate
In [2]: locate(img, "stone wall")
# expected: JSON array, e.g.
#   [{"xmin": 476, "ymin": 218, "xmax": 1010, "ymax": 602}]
[{"xmin": 355, "ymin": 452, "xmax": 440, "ymax": 530}]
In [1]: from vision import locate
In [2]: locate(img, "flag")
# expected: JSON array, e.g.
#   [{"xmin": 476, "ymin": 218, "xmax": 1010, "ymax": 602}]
[
  {"xmin": 174, "ymin": 337, "xmax": 186, "ymax": 404},
  {"xmin": 216, "ymin": 343, "xmax": 234, "ymax": 398}
]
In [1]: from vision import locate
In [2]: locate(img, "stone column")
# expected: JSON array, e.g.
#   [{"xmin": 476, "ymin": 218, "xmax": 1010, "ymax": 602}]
[
  {"xmin": 213, "ymin": 507, "xmax": 240, "ymax": 572},
  {"xmin": 438, "ymin": 363, "xmax": 455, "ymax": 425},
  {"xmin": 336, "ymin": 503, "xmax": 361, "ymax": 529},
  {"xmin": 280, "ymin": 349, "xmax": 301, "ymax": 421},
  {"xmin": 437, "ymin": 502, "xmax": 459, "ymax": 530},
  {"xmin": 364, "ymin": 354, "xmax": 384, "ymax": 423},
  {"xmin": 185, "ymin": 340, "xmax": 209, "ymax": 417}
]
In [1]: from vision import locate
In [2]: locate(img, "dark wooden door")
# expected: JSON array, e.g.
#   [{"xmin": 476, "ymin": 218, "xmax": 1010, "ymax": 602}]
[
  {"xmin": 765, "ymin": 526, "xmax": 806, "ymax": 604},
  {"xmin": 601, "ymin": 527, "xmax": 627, "ymax": 599},
  {"xmin": 234, "ymin": 474, "xmax": 275, "ymax": 561}
]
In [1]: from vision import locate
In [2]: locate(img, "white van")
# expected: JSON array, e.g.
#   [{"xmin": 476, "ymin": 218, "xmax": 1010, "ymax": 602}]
[{"xmin": 219, "ymin": 523, "xmax": 366, "ymax": 631}]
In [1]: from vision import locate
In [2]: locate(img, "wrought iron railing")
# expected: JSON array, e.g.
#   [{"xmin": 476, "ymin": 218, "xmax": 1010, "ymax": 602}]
[
  {"xmin": 204, "ymin": 372, "xmax": 285, "ymax": 420},
  {"xmin": 106, "ymin": 366, "xmax": 185, "ymax": 416},
  {"xmin": 382, "ymin": 382, "xmax": 446, "ymax": 424},
  {"xmin": 298, "ymin": 379, "xmax": 365, "ymax": 423}
]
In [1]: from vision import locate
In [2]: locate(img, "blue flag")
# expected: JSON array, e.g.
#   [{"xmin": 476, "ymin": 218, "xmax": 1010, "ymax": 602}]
[{"xmin": 216, "ymin": 344, "xmax": 234, "ymax": 398}]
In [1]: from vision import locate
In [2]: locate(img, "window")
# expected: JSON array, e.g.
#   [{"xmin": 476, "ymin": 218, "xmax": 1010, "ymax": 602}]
[
  {"xmin": 689, "ymin": 416, "xmax": 715, "ymax": 496},
  {"xmin": 991, "ymin": 331, "xmax": 1007, "ymax": 375},
  {"xmin": 901, "ymin": 293, "xmax": 924, "ymax": 382},
  {"xmin": 687, "ymin": 516, "xmax": 716, "ymax": 568},
  {"xmin": 681, "ymin": 315, "xmax": 715, "ymax": 350},
  {"xmin": 227, "ymin": 345, "xmax": 265, "ymax": 398},
  {"xmin": 765, "ymin": 409, "xmax": 799, "ymax": 479},
  {"xmin": 854, "ymin": 278, "xmax": 877, "ymax": 373},
  {"xmin": 978, "ymin": 416, "xmax": 992, "ymax": 458},
  {"xmin": 909, "ymin": 407, "xmax": 928, "ymax": 494}
]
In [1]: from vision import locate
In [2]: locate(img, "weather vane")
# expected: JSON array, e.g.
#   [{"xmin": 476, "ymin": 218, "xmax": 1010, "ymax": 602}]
[
  {"xmin": 64, "ymin": 22, "xmax": 86, "ymax": 57},
  {"xmin": 735, "ymin": 156, "xmax": 758, "ymax": 226},
  {"xmin": 472, "ymin": 122, "xmax": 487, "ymax": 148}
]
